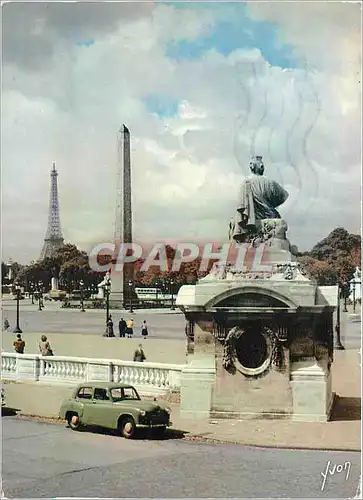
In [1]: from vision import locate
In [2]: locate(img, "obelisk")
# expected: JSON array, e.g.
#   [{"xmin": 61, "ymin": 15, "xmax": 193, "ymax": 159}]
[{"xmin": 109, "ymin": 125, "xmax": 134, "ymax": 308}]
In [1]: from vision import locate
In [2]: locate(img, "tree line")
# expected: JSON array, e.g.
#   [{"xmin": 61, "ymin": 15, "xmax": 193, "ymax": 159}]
[{"xmin": 2, "ymin": 227, "xmax": 361, "ymax": 292}]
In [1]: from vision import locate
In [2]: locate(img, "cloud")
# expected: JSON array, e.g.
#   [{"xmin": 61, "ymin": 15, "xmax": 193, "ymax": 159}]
[{"xmin": 2, "ymin": 2, "xmax": 361, "ymax": 263}]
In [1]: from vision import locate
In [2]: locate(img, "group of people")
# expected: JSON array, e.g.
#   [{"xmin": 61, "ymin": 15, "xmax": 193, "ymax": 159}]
[
  {"xmin": 104, "ymin": 316, "xmax": 149, "ymax": 339},
  {"xmin": 13, "ymin": 334, "xmax": 53, "ymax": 356}
]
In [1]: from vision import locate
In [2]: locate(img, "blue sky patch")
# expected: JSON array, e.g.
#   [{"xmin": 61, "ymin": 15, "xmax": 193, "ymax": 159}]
[
  {"xmin": 76, "ymin": 39, "xmax": 95, "ymax": 48},
  {"xmin": 165, "ymin": 3, "xmax": 299, "ymax": 69},
  {"xmin": 143, "ymin": 94, "xmax": 180, "ymax": 117}
]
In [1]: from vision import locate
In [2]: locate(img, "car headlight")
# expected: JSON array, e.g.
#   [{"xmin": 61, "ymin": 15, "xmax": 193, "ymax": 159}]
[
  {"xmin": 165, "ymin": 407, "xmax": 171, "ymax": 414},
  {"xmin": 140, "ymin": 410, "xmax": 146, "ymax": 417}
]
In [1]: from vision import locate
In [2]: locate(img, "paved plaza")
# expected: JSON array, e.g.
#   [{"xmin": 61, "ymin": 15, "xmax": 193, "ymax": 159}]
[
  {"xmin": 2, "ymin": 299, "xmax": 185, "ymax": 339},
  {"xmin": 2, "ymin": 298, "xmax": 361, "ymax": 350}
]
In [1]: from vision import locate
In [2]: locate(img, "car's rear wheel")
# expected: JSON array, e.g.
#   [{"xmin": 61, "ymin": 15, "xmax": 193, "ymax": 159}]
[
  {"xmin": 119, "ymin": 416, "xmax": 136, "ymax": 439},
  {"xmin": 66, "ymin": 412, "xmax": 81, "ymax": 431}
]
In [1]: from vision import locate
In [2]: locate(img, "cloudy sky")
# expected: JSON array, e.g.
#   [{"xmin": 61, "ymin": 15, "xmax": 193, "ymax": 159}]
[{"xmin": 2, "ymin": 1, "xmax": 361, "ymax": 264}]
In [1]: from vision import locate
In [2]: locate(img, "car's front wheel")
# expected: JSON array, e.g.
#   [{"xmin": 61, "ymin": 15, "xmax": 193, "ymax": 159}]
[
  {"xmin": 66, "ymin": 412, "xmax": 81, "ymax": 431},
  {"xmin": 119, "ymin": 416, "xmax": 136, "ymax": 439}
]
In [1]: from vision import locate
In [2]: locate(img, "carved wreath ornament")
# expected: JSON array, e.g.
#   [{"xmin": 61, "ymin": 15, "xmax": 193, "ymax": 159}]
[{"xmin": 222, "ymin": 326, "xmax": 285, "ymax": 377}]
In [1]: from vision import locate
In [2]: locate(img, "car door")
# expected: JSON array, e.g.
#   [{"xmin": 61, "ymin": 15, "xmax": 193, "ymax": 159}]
[
  {"xmin": 74, "ymin": 386, "xmax": 94, "ymax": 425},
  {"xmin": 90, "ymin": 387, "xmax": 113, "ymax": 428}
]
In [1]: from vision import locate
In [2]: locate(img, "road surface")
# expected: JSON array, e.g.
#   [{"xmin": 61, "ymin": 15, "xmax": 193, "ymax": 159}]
[{"xmin": 2, "ymin": 416, "xmax": 361, "ymax": 498}]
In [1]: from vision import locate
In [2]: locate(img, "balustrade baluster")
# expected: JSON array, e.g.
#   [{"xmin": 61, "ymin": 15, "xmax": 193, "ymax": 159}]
[
  {"xmin": 149, "ymin": 368, "xmax": 156, "ymax": 386},
  {"xmin": 2, "ymin": 353, "xmax": 184, "ymax": 393},
  {"xmin": 139, "ymin": 367, "xmax": 146, "ymax": 385}
]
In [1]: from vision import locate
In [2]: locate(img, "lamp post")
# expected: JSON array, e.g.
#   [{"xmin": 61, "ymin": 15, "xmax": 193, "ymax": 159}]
[
  {"xmin": 334, "ymin": 282, "xmax": 345, "ymax": 350},
  {"xmin": 155, "ymin": 281, "xmax": 159, "ymax": 306},
  {"xmin": 352, "ymin": 278, "xmax": 356, "ymax": 313},
  {"xmin": 129, "ymin": 280, "xmax": 134, "ymax": 313},
  {"xmin": 38, "ymin": 281, "xmax": 43, "ymax": 311},
  {"xmin": 103, "ymin": 272, "xmax": 111, "ymax": 330},
  {"xmin": 170, "ymin": 279, "xmax": 175, "ymax": 310},
  {"xmin": 80, "ymin": 280, "xmax": 85, "ymax": 312},
  {"xmin": 343, "ymin": 281, "xmax": 348, "ymax": 312},
  {"xmin": 30, "ymin": 284, "xmax": 34, "ymax": 305},
  {"xmin": 13, "ymin": 284, "xmax": 22, "ymax": 333}
]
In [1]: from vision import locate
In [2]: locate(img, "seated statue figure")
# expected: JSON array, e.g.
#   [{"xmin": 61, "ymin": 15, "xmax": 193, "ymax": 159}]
[{"xmin": 229, "ymin": 156, "xmax": 289, "ymax": 243}]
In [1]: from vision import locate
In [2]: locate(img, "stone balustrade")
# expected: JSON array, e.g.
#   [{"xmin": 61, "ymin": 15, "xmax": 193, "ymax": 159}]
[{"xmin": 1, "ymin": 352, "xmax": 185, "ymax": 396}]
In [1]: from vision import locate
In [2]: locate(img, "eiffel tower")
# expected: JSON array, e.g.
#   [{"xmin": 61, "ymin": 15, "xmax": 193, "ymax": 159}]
[{"xmin": 40, "ymin": 162, "xmax": 64, "ymax": 260}]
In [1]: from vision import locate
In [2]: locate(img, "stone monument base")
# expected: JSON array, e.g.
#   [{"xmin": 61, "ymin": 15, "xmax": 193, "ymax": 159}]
[{"xmin": 177, "ymin": 266, "xmax": 335, "ymax": 423}]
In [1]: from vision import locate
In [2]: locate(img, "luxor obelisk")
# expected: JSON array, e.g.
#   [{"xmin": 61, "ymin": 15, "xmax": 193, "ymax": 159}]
[{"xmin": 109, "ymin": 125, "xmax": 134, "ymax": 308}]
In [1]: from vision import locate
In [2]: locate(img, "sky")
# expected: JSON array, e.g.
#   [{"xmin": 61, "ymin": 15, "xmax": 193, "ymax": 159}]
[{"xmin": 2, "ymin": 0, "xmax": 361, "ymax": 264}]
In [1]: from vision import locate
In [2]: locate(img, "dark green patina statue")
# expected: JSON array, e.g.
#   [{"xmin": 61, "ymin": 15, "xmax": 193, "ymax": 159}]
[{"xmin": 229, "ymin": 156, "xmax": 289, "ymax": 243}]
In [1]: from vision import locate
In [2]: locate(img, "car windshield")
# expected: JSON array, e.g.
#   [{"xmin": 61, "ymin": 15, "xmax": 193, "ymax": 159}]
[{"xmin": 110, "ymin": 387, "xmax": 140, "ymax": 402}]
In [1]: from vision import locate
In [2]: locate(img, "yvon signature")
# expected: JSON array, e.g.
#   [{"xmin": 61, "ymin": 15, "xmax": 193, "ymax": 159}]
[{"xmin": 321, "ymin": 460, "xmax": 351, "ymax": 491}]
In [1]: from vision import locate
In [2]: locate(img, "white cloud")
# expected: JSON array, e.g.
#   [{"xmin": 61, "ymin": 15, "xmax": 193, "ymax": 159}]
[{"xmin": 2, "ymin": 2, "xmax": 361, "ymax": 263}]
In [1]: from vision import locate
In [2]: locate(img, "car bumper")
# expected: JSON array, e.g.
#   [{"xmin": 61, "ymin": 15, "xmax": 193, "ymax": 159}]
[{"xmin": 137, "ymin": 422, "xmax": 171, "ymax": 428}]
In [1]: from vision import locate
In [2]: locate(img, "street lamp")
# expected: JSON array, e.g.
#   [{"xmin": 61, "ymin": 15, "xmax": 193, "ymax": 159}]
[
  {"xmin": 129, "ymin": 280, "xmax": 134, "ymax": 313},
  {"xmin": 38, "ymin": 281, "xmax": 43, "ymax": 311},
  {"xmin": 334, "ymin": 282, "xmax": 345, "ymax": 350},
  {"xmin": 13, "ymin": 284, "xmax": 22, "ymax": 333},
  {"xmin": 30, "ymin": 283, "xmax": 34, "ymax": 305},
  {"xmin": 170, "ymin": 279, "xmax": 175, "ymax": 310},
  {"xmin": 155, "ymin": 281, "xmax": 159, "ymax": 306},
  {"xmin": 342, "ymin": 281, "xmax": 349, "ymax": 312},
  {"xmin": 79, "ymin": 280, "xmax": 85, "ymax": 312},
  {"xmin": 103, "ymin": 272, "xmax": 111, "ymax": 331},
  {"xmin": 352, "ymin": 279, "xmax": 357, "ymax": 314}
]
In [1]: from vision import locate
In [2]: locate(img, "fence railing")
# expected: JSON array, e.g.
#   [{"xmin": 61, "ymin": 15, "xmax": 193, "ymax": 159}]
[{"xmin": 1, "ymin": 352, "xmax": 185, "ymax": 396}]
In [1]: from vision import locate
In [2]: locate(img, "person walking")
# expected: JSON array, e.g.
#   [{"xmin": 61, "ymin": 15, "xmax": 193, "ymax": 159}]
[
  {"xmin": 141, "ymin": 320, "xmax": 148, "ymax": 338},
  {"xmin": 133, "ymin": 344, "xmax": 146, "ymax": 362},
  {"xmin": 107, "ymin": 315, "xmax": 115, "ymax": 337},
  {"xmin": 126, "ymin": 318, "xmax": 134, "ymax": 338},
  {"xmin": 13, "ymin": 334, "xmax": 25, "ymax": 354},
  {"xmin": 119, "ymin": 317, "xmax": 127, "ymax": 338},
  {"xmin": 39, "ymin": 335, "xmax": 54, "ymax": 356}
]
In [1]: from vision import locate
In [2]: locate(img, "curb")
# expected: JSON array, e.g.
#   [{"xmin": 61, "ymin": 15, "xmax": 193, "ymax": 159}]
[
  {"xmin": 8, "ymin": 413, "xmax": 361, "ymax": 452},
  {"xmin": 184, "ymin": 432, "xmax": 361, "ymax": 452}
]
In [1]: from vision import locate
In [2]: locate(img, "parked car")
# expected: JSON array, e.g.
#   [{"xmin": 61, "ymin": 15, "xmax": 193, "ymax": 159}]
[{"xmin": 59, "ymin": 382, "xmax": 171, "ymax": 439}]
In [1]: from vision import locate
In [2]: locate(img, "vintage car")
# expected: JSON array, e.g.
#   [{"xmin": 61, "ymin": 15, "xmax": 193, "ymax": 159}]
[{"xmin": 59, "ymin": 382, "xmax": 171, "ymax": 438}]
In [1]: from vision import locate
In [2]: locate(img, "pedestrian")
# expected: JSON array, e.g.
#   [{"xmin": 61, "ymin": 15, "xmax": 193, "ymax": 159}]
[
  {"xmin": 126, "ymin": 318, "xmax": 134, "ymax": 338},
  {"xmin": 119, "ymin": 317, "xmax": 127, "ymax": 338},
  {"xmin": 3, "ymin": 318, "xmax": 9, "ymax": 331},
  {"xmin": 141, "ymin": 320, "xmax": 148, "ymax": 338},
  {"xmin": 39, "ymin": 335, "xmax": 54, "ymax": 356},
  {"xmin": 107, "ymin": 315, "xmax": 115, "ymax": 337},
  {"xmin": 13, "ymin": 334, "xmax": 25, "ymax": 354},
  {"xmin": 133, "ymin": 344, "xmax": 146, "ymax": 362}
]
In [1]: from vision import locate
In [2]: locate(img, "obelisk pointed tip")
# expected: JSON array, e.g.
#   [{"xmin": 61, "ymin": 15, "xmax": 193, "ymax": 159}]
[{"xmin": 123, "ymin": 124, "xmax": 130, "ymax": 135}]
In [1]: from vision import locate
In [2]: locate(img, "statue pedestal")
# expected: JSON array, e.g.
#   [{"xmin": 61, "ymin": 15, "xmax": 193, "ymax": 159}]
[
  {"xmin": 290, "ymin": 360, "xmax": 334, "ymax": 422},
  {"xmin": 180, "ymin": 361, "xmax": 216, "ymax": 420},
  {"xmin": 51, "ymin": 277, "xmax": 59, "ymax": 291},
  {"xmin": 176, "ymin": 271, "xmax": 334, "ymax": 422}
]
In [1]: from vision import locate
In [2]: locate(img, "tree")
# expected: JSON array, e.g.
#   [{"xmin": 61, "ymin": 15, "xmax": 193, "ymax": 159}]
[
  {"xmin": 297, "ymin": 256, "xmax": 339, "ymax": 285},
  {"xmin": 301, "ymin": 228, "xmax": 361, "ymax": 283},
  {"xmin": 16, "ymin": 243, "xmax": 101, "ymax": 292}
]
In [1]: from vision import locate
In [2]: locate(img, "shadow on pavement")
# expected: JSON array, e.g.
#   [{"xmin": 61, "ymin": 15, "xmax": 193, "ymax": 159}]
[
  {"xmin": 1, "ymin": 407, "xmax": 19, "ymax": 417},
  {"xmin": 331, "ymin": 396, "xmax": 361, "ymax": 421},
  {"xmin": 71, "ymin": 424, "xmax": 187, "ymax": 440}
]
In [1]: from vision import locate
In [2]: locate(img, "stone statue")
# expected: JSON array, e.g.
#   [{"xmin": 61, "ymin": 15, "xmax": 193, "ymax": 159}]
[{"xmin": 229, "ymin": 156, "xmax": 289, "ymax": 243}]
